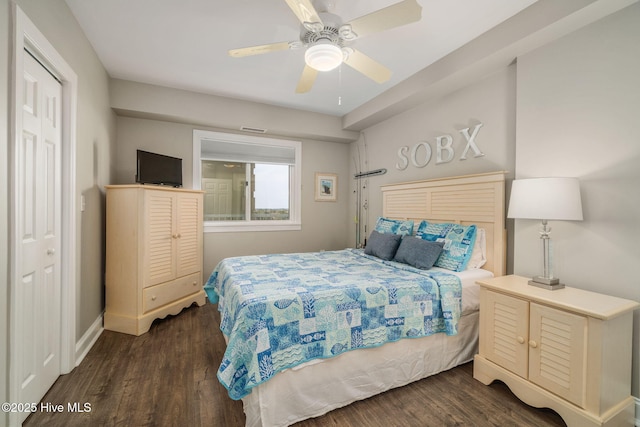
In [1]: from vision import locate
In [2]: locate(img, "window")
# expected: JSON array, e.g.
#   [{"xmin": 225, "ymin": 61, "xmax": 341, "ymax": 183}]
[{"xmin": 193, "ymin": 130, "xmax": 301, "ymax": 232}]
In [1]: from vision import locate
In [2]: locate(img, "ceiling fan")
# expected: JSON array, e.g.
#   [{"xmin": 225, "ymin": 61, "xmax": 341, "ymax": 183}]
[{"xmin": 228, "ymin": 0, "xmax": 422, "ymax": 93}]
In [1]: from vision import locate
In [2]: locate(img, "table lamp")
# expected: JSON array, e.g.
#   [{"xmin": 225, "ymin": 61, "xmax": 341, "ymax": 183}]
[{"xmin": 508, "ymin": 177, "xmax": 583, "ymax": 290}]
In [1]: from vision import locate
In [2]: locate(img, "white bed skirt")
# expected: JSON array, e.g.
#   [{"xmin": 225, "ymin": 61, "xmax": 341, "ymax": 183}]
[{"xmin": 241, "ymin": 310, "xmax": 480, "ymax": 427}]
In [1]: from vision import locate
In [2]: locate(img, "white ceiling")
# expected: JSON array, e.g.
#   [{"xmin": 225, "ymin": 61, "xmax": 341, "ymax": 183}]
[{"xmin": 64, "ymin": 0, "xmax": 538, "ymax": 117}]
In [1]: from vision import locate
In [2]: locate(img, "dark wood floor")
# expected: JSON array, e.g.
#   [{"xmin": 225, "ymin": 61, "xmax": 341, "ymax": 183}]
[{"xmin": 25, "ymin": 302, "xmax": 566, "ymax": 427}]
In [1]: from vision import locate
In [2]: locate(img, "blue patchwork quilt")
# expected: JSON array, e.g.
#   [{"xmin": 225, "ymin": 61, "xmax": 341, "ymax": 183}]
[{"xmin": 204, "ymin": 249, "xmax": 462, "ymax": 400}]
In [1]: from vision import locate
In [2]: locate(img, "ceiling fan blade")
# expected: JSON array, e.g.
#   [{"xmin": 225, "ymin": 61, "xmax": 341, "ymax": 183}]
[
  {"xmin": 284, "ymin": 0, "xmax": 323, "ymax": 30},
  {"xmin": 228, "ymin": 42, "xmax": 293, "ymax": 58},
  {"xmin": 345, "ymin": 0, "xmax": 422, "ymax": 38},
  {"xmin": 343, "ymin": 49, "xmax": 392, "ymax": 84},
  {"xmin": 295, "ymin": 65, "xmax": 318, "ymax": 93}
]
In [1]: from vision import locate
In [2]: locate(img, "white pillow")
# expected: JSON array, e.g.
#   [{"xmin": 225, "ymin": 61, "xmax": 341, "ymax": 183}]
[{"xmin": 466, "ymin": 228, "xmax": 486, "ymax": 269}]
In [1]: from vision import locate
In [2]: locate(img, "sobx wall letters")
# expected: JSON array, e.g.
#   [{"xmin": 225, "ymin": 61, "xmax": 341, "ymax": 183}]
[{"xmin": 395, "ymin": 123, "xmax": 485, "ymax": 170}]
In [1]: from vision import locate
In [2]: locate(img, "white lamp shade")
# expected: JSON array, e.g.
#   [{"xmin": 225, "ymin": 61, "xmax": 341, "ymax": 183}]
[
  {"xmin": 305, "ymin": 41, "xmax": 343, "ymax": 71},
  {"xmin": 508, "ymin": 177, "xmax": 583, "ymax": 221}
]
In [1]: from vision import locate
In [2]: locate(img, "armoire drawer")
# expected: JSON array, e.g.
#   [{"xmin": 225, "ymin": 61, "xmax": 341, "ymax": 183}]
[{"xmin": 143, "ymin": 272, "xmax": 202, "ymax": 313}]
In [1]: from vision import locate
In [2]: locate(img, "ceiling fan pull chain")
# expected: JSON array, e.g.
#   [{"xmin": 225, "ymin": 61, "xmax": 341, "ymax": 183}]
[{"xmin": 338, "ymin": 64, "xmax": 342, "ymax": 106}]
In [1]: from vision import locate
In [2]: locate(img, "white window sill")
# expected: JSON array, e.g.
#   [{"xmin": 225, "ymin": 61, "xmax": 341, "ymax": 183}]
[{"xmin": 204, "ymin": 221, "xmax": 301, "ymax": 233}]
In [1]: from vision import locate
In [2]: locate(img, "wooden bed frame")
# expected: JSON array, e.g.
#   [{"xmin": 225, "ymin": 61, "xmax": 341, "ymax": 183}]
[
  {"xmin": 238, "ymin": 171, "xmax": 508, "ymax": 427},
  {"xmin": 381, "ymin": 171, "xmax": 507, "ymax": 276}
]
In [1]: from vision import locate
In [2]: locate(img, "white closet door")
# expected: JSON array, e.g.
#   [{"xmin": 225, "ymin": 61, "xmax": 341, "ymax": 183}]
[{"xmin": 16, "ymin": 52, "xmax": 63, "ymax": 418}]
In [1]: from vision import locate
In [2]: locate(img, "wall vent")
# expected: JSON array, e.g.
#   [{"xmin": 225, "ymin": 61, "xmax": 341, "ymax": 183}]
[{"xmin": 240, "ymin": 126, "xmax": 267, "ymax": 134}]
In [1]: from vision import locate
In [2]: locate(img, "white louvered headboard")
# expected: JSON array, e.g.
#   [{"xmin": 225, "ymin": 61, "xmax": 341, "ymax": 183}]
[{"xmin": 381, "ymin": 171, "xmax": 507, "ymax": 276}]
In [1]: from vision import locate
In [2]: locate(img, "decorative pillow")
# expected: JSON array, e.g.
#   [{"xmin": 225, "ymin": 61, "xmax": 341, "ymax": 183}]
[
  {"xmin": 466, "ymin": 228, "xmax": 487, "ymax": 270},
  {"xmin": 364, "ymin": 230, "xmax": 402, "ymax": 261},
  {"xmin": 416, "ymin": 221, "xmax": 478, "ymax": 272},
  {"xmin": 374, "ymin": 217, "xmax": 414, "ymax": 236},
  {"xmin": 394, "ymin": 237, "xmax": 444, "ymax": 270}
]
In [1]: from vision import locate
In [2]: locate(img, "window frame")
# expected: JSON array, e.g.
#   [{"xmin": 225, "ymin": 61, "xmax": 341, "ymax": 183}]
[{"xmin": 193, "ymin": 129, "xmax": 302, "ymax": 233}]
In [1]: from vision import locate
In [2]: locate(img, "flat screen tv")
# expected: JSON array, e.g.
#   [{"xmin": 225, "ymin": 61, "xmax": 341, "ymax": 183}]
[{"xmin": 136, "ymin": 149, "xmax": 183, "ymax": 187}]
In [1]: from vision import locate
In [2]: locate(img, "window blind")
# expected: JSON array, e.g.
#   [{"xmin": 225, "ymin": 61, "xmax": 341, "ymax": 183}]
[{"xmin": 201, "ymin": 138, "xmax": 296, "ymax": 165}]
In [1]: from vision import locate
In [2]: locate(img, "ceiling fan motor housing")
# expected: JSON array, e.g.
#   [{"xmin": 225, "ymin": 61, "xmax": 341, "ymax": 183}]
[{"xmin": 300, "ymin": 12, "xmax": 344, "ymax": 47}]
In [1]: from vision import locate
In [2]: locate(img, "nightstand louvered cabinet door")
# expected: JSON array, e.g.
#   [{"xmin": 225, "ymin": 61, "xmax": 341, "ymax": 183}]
[
  {"xmin": 479, "ymin": 288, "xmax": 529, "ymax": 379},
  {"xmin": 528, "ymin": 302, "xmax": 586, "ymax": 407}
]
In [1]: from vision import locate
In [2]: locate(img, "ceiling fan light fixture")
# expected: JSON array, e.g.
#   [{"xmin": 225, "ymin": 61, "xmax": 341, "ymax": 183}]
[{"xmin": 305, "ymin": 41, "xmax": 343, "ymax": 71}]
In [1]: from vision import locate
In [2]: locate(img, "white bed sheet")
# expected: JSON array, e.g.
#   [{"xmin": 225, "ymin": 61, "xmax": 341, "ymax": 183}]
[{"xmin": 238, "ymin": 268, "xmax": 493, "ymax": 427}]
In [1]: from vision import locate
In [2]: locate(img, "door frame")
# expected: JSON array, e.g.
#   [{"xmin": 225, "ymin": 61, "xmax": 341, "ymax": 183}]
[{"xmin": 9, "ymin": 4, "xmax": 77, "ymax": 421}]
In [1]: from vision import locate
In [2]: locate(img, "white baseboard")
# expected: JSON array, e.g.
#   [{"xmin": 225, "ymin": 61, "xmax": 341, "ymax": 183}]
[
  {"xmin": 635, "ymin": 396, "xmax": 640, "ymax": 427},
  {"xmin": 75, "ymin": 313, "xmax": 104, "ymax": 367}
]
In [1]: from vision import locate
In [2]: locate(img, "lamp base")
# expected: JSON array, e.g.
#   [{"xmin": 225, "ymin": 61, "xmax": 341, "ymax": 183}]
[{"xmin": 528, "ymin": 276, "xmax": 565, "ymax": 290}]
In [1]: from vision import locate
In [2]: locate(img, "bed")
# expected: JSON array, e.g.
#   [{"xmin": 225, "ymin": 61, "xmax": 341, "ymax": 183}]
[{"xmin": 205, "ymin": 171, "xmax": 506, "ymax": 427}]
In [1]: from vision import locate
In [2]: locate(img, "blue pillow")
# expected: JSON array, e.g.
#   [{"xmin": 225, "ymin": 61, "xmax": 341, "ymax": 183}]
[
  {"xmin": 393, "ymin": 237, "xmax": 444, "ymax": 270},
  {"xmin": 374, "ymin": 217, "xmax": 414, "ymax": 236},
  {"xmin": 416, "ymin": 221, "xmax": 477, "ymax": 272},
  {"xmin": 365, "ymin": 230, "xmax": 402, "ymax": 261}
]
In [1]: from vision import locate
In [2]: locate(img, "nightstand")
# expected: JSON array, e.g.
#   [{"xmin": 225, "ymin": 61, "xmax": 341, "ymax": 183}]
[{"xmin": 473, "ymin": 274, "xmax": 639, "ymax": 427}]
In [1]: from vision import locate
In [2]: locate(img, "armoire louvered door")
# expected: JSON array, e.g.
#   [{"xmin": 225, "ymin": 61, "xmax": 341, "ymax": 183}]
[
  {"xmin": 144, "ymin": 191, "xmax": 177, "ymax": 288},
  {"xmin": 175, "ymin": 193, "xmax": 203, "ymax": 278}
]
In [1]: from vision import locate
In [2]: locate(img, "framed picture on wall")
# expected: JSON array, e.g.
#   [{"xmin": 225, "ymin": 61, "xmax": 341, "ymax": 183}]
[{"xmin": 315, "ymin": 173, "xmax": 337, "ymax": 202}]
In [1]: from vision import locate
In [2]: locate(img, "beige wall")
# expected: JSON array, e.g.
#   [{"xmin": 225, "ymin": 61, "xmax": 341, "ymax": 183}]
[
  {"xmin": 111, "ymin": 79, "xmax": 359, "ymax": 144},
  {"xmin": 115, "ymin": 117, "xmax": 195, "ymax": 186},
  {"xmin": 115, "ymin": 116, "xmax": 352, "ymax": 275},
  {"xmin": 513, "ymin": 3, "xmax": 640, "ymax": 397}
]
